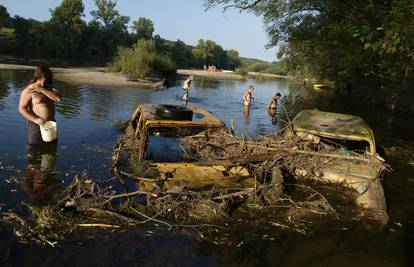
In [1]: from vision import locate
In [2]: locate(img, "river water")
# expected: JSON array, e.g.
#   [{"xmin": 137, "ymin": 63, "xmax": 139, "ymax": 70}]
[{"xmin": 0, "ymin": 69, "xmax": 413, "ymax": 266}]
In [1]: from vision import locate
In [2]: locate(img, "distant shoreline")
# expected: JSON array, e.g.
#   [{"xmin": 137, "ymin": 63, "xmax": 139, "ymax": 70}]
[
  {"xmin": 0, "ymin": 63, "xmax": 158, "ymax": 88},
  {"xmin": 0, "ymin": 63, "xmax": 288, "ymax": 88},
  {"xmin": 178, "ymin": 69, "xmax": 287, "ymax": 80},
  {"xmin": 177, "ymin": 69, "xmax": 244, "ymax": 80}
]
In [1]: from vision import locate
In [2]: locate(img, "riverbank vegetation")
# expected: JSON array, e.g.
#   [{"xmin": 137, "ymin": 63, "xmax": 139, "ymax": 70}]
[
  {"xmin": 237, "ymin": 58, "xmax": 287, "ymax": 76},
  {"xmin": 0, "ymin": 0, "xmax": 249, "ymax": 79},
  {"xmin": 110, "ymin": 39, "xmax": 177, "ymax": 80},
  {"xmin": 205, "ymin": 0, "xmax": 414, "ymax": 114}
]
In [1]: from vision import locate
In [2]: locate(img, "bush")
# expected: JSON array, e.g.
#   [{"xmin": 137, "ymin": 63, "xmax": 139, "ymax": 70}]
[
  {"xmin": 248, "ymin": 62, "xmax": 271, "ymax": 72},
  {"xmin": 152, "ymin": 54, "xmax": 177, "ymax": 76},
  {"xmin": 262, "ymin": 64, "xmax": 288, "ymax": 76},
  {"xmin": 235, "ymin": 66, "xmax": 248, "ymax": 76},
  {"xmin": 111, "ymin": 39, "xmax": 177, "ymax": 80},
  {"xmin": 243, "ymin": 62, "xmax": 287, "ymax": 75}
]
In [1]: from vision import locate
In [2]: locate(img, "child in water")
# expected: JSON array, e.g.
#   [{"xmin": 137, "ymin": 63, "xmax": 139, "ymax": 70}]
[
  {"xmin": 242, "ymin": 85, "xmax": 254, "ymax": 106},
  {"xmin": 182, "ymin": 75, "xmax": 195, "ymax": 101},
  {"xmin": 267, "ymin": 92, "xmax": 281, "ymax": 110}
]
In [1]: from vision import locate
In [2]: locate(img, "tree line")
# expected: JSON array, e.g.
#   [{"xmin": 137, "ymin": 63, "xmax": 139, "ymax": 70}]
[
  {"xmin": 0, "ymin": 0, "xmax": 242, "ymax": 71},
  {"xmin": 205, "ymin": 0, "xmax": 414, "ymax": 113}
]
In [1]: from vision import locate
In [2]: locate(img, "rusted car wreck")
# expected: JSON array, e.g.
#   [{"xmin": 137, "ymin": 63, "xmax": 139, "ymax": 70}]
[
  {"xmin": 114, "ymin": 104, "xmax": 256, "ymax": 190},
  {"xmin": 113, "ymin": 104, "xmax": 389, "ymax": 224}
]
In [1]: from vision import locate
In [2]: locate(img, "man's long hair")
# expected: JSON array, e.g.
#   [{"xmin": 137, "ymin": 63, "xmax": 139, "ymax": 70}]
[{"xmin": 29, "ymin": 66, "xmax": 53, "ymax": 87}]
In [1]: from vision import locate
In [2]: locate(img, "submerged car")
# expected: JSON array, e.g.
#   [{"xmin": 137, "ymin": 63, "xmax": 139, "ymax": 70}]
[
  {"xmin": 287, "ymin": 109, "xmax": 389, "ymax": 224},
  {"xmin": 126, "ymin": 104, "xmax": 256, "ymax": 191},
  {"xmin": 120, "ymin": 104, "xmax": 389, "ymax": 224}
]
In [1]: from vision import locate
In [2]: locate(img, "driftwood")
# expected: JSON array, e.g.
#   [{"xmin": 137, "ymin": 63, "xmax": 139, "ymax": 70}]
[
  {"xmin": 76, "ymin": 223, "xmax": 120, "ymax": 228},
  {"xmin": 2, "ymin": 120, "xmax": 389, "ymax": 247}
]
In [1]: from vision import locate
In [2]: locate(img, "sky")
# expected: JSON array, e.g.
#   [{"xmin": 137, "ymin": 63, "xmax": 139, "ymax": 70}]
[{"xmin": 0, "ymin": 0, "xmax": 277, "ymax": 61}]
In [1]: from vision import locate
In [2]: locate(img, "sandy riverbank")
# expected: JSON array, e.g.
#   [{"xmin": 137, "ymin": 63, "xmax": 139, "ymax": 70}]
[
  {"xmin": 0, "ymin": 63, "xmax": 288, "ymax": 88},
  {"xmin": 178, "ymin": 69, "xmax": 287, "ymax": 80},
  {"xmin": 177, "ymin": 69, "xmax": 244, "ymax": 80},
  {"xmin": 0, "ymin": 63, "xmax": 157, "ymax": 88}
]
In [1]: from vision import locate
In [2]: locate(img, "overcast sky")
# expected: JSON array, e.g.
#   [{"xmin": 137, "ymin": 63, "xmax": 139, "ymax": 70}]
[{"xmin": 0, "ymin": 0, "xmax": 277, "ymax": 61}]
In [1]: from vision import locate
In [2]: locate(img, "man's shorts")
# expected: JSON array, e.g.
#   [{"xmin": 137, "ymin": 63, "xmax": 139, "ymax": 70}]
[{"xmin": 27, "ymin": 121, "xmax": 44, "ymax": 145}]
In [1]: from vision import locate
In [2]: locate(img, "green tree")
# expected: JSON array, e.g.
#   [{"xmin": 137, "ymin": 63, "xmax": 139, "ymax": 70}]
[
  {"xmin": 205, "ymin": 0, "xmax": 414, "ymax": 109},
  {"xmin": 192, "ymin": 39, "xmax": 208, "ymax": 65},
  {"xmin": 91, "ymin": 0, "xmax": 118, "ymax": 29},
  {"xmin": 90, "ymin": 0, "xmax": 130, "ymax": 58},
  {"xmin": 0, "ymin": 5, "xmax": 11, "ymax": 27},
  {"xmin": 91, "ymin": 0, "xmax": 129, "ymax": 31},
  {"xmin": 226, "ymin": 49, "xmax": 241, "ymax": 70},
  {"xmin": 50, "ymin": 0, "xmax": 85, "ymax": 57},
  {"xmin": 10, "ymin": 16, "xmax": 43, "ymax": 56},
  {"xmin": 132, "ymin": 17, "xmax": 154, "ymax": 40},
  {"xmin": 169, "ymin": 39, "xmax": 193, "ymax": 68},
  {"xmin": 192, "ymin": 39, "xmax": 228, "ymax": 67},
  {"xmin": 0, "ymin": 5, "xmax": 14, "ymax": 52}
]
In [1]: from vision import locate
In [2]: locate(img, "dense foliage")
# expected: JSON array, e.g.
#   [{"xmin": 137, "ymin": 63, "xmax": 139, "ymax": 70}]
[
  {"xmin": 0, "ymin": 0, "xmax": 242, "ymax": 72},
  {"xmin": 110, "ymin": 39, "xmax": 176, "ymax": 80},
  {"xmin": 237, "ymin": 58, "xmax": 287, "ymax": 75},
  {"xmin": 205, "ymin": 0, "xmax": 414, "ymax": 111}
]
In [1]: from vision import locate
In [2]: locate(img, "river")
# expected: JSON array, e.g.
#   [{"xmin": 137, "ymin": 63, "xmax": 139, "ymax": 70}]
[{"xmin": 0, "ymin": 69, "xmax": 413, "ymax": 266}]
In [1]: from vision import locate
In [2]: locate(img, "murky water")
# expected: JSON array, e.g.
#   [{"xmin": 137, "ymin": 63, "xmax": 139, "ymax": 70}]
[{"xmin": 0, "ymin": 69, "xmax": 413, "ymax": 266}]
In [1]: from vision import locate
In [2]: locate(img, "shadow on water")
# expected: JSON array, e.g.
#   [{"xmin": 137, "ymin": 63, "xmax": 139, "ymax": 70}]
[{"xmin": 0, "ymin": 69, "xmax": 413, "ymax": 266}]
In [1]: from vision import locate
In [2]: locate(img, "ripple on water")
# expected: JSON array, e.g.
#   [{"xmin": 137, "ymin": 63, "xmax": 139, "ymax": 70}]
[{"xmin": 1, "ymin": 69, "xmax": 414, "ymax": 266}]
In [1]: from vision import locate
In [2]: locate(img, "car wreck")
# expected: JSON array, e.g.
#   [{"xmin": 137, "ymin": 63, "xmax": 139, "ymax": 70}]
[
  {"xmin": 113, "ymin": 104, "xmax": 256, "ymax": 191},
  {"xmin": 286, "ymin": 109, "xmax": 389, "ymax": 224},
  {"xmin": 3, "ymin": 105, "xmax": 390, "ymax": 246},
  {"xmin": 112, "ymin": 104, "xmax": 389, "ymax": 225}
]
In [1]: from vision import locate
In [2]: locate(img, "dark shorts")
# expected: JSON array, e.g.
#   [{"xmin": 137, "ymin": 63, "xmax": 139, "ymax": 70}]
[{"xmin": 27, "ymin": 121, "xmax": 43, "ymax": 145}]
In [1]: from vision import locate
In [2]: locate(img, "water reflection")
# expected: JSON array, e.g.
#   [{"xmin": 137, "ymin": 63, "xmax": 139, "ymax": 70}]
[
  {"xmin": 87, "ymin": 88, "xmax": 116, "ymax": 121},
  {"xmin": 0, "ymin": 71, "xmax": 15, "ymax": 110},
  {"xmin": 268, "ymin": 108, "xmax": 278, "ymax": 125},
  {"xmin": 193, "ymin": 79, "xmax": 221, "ymax": 89},
  {"xmin": 1, "ymin": 69, "xmax": 414, "ymax": 266},
  {"xmin": 20, "ymin": 143, "xmax": 61, "ymax": 205},
  {"xmin": 243, "ymin": 104, "xmax": 250, "ymax": 125},
  {"xmin": 55, "ymin": 81, "xmax": 83, "ymax": 119}
]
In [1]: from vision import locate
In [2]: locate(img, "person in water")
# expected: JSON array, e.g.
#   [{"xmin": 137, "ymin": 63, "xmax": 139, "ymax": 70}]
[
  {"xmin": 243, "ymin": 85, "xmax": 254, "ymax": 106},
  {"xmin": 182, "ymin": 75, "xmax": 195, "ymax": 101},
  {"xmin": 19, "ymin": 66, "xmax": 61, "ymax": 145},
  {"xmin": 267, "ymin": 92, "xmax": 281, "ymax": 110}
]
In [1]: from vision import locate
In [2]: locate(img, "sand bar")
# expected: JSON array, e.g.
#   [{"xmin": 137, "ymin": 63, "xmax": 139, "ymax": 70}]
[{"xmin": 0, "ymin": 63, "xmax": 156, "ymax": 88}]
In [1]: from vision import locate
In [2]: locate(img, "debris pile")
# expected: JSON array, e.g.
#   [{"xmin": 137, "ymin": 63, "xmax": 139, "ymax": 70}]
[{"xmin": 2, "ymin": 125, "xmax": 388, "ymax": 247}]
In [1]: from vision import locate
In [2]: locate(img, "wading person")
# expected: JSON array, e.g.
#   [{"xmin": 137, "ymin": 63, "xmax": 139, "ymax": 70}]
[
  {"xmin": 267, "ymin": 92, "xmax": 281, "ymax": 110},
  {"xmin": 242, "ymin": 85, "xmax": 254, "ymax": 106},
  {"xmin": 19, "ymin": 66, "xmax": 61, "ymax": 145},
  {"xmin": 182, "ymin": 75, "xmax": 195, "ymax": 101}
]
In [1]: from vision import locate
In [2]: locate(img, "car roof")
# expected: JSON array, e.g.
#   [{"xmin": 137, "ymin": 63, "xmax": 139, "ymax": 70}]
[
  {"xmin": 292, "ymin": 109, "xmax": 376, "ymax": 153},
  {"xmin": 135, "ymin": 104, "xmax": 225, "ymax": 129}
]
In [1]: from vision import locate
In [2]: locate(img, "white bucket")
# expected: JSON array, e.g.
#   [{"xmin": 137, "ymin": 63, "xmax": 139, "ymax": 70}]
[{"xmin": 40, "ymin": 121, "xmax": 57, "ymax": 142}]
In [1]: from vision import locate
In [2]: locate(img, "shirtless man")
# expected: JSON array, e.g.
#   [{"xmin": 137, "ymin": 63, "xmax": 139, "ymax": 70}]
[
  {"xmin": 19, "ymin": 66, "xmax": 61, "ymax": 145},
  {"xmin": 267, "ymin": 92, "xmax": 281, "ymax": 110},
  {"xmin": 182, "ymin": 75, "xmax": 195, "ymax": 101},
  {"xmin": 243, "ymin": 85, "xmax": 254, "ymax": 106}
]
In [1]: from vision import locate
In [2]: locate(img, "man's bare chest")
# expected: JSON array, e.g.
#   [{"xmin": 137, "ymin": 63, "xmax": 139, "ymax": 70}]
[{"xmin": 31, "ymin": 92, "xmax": 52, "ymax": 105}]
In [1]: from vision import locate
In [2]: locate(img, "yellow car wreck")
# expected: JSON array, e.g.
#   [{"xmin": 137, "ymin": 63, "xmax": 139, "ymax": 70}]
[
  {"xmin": 116, "ymin": 104, "xmax": 389, "ymax": 224},
  {"xmin": 123, "ymin": 104, "xmax": 256, "ymax": 191},
  {"xmin": 287, "ymin": 109, "xmax": 389, "ymax": 224}
]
